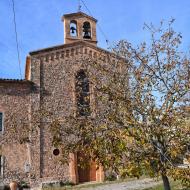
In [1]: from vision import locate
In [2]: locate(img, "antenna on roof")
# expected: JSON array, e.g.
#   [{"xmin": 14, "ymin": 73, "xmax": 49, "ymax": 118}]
[{"xmin": 78, "ymin": 0, "xmax": 82, "ymax": 12}]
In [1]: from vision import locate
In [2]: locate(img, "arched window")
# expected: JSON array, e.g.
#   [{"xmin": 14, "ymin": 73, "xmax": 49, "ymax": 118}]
[
  {"xmin": 70, "ymin": 20, "xmax": 77, "ymax": 37},
  {"xmin": 83, "ymin": 21, "xmax": 91, "ymax": 39},
  {"xmin": 0, "ymin": 112, "xmax": 3, "ymax": 132},
  {"xmin": 75, "ymin": 70, "xmax": 90, "ymax": 116}
]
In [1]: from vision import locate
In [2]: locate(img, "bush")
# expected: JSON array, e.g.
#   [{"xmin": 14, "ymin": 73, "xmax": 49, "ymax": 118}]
[
  {"xmin": 3, "ymin": 185, "xmax": 10, "ymax": 190},
  {"xmin": 105, "ymin": 174, "xmax": 117, "ymax": 181},
  {"xmin": 18, "ymin": 181, "xmax": 30, "ymax": 190}
]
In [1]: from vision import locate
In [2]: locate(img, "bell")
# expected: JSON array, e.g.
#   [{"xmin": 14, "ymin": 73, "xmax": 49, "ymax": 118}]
[
  {"xmin": 83, "ymin": 22, "xmax": 91, "ymax": 39},
  {"xmin": 70, "ymin": 26, "xmax": 76, "ymax": 34},
  {"xmin": 84, "ymin": 31, "xmax": 91, "ymax": 39},
  {"xmin": 83, "ymin": 27, "xmax": 91, "ymax": 39}
]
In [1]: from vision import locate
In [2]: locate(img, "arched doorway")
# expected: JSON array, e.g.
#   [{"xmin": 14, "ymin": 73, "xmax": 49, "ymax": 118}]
[{"xmin": 77, "ymin": 152, "xmax": 96, "ymax": 183}]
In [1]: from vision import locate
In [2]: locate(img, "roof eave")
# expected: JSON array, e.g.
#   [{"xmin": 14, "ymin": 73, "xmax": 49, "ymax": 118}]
[{"xmin": 62, "ymin": 11, "xmax": 97, "ymax": 22}]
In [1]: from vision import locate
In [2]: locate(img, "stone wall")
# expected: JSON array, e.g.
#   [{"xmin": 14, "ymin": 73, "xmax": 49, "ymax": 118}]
[
  {"xmin": 0, "ymin": 81, "xmax": 32, "ymax": 184},
  {"xmin": 0, "ymin": 41, "xmax": 127, "ymax": 187},
  {"xmin": 29, "ymin": 41, "xmax": 126, "ymax": 185}
]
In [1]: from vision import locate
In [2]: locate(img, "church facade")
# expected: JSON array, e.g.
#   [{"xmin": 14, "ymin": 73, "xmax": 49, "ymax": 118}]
[{"xmin": 0, "ymin": 11, "xmax": 125, "ymax": 188}]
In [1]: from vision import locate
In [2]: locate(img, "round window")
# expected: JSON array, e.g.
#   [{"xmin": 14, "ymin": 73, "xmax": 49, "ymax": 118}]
[{"xmin": 53, "ymin": 149, "xmax": 60, "ymax": 156}]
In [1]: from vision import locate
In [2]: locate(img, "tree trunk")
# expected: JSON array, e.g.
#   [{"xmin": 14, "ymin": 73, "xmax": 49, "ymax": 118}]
[{"xmin": 161, "ymin": 173, "xmax": 171, "ymax": 190}]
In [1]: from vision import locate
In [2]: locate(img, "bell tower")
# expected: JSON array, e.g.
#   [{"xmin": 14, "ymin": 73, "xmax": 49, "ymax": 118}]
[{"xmin": 62, "ymin": 11, "xmax": 97, "ymax": 46}]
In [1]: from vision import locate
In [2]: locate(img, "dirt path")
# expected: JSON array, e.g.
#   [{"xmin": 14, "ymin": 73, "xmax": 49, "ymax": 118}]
[{"xmin": 75, "ymin": 178, "xmax": 162, "ymax": 190}]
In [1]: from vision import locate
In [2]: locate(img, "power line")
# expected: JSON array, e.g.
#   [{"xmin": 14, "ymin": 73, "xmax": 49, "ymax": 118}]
[
  {"xmin": 78, "ymin": 0, "xmax": 82, "ymax": 12},
  {"xmin": 80, "ymin": 0, "xmax": 110, "ymax": 46},
  {"xmin": 11, "ymin": 0, "xmax": 22, "ymax": 79}
]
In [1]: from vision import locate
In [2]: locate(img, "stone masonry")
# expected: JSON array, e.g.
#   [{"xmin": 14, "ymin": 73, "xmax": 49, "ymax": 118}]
[{"xmin": 0, "ymin": 11, "xmax": 126, "ymax": 188}]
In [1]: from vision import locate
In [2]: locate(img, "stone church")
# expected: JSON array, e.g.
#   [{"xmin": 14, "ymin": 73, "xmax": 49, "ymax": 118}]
[{"xmin": 0, "ymin": 11, "xmax": 125, "ymax": 188}]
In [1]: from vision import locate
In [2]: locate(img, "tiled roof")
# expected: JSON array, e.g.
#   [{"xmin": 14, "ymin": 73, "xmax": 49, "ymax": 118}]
[
  {"xmin": 29, "ymin": 40, "xmax": 91, "ymax": 55},
  {"xmin": 29, "ymin": 40, "xmax": 117, "ymax": 58},
  {"xmin": 0, "ymin": 78, "xmax": 33, "ymax": 84},
  {"xmin": 63, "ymin": 11, "xmax": 97, "ymax": 22}
]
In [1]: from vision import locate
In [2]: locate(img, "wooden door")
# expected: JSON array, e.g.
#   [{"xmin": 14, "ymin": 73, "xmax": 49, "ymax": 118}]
[{"xmin": 77, "ymin": 152, "xmax": 96, "ymax": 183}]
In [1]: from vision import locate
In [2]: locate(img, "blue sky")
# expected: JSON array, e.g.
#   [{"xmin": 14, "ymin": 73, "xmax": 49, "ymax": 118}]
[{"xmin": 1, "ymin": 0, "xmax": 190, "ymax": 79}]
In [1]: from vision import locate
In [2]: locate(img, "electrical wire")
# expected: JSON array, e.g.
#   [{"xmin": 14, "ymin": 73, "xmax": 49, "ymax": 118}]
[
  {"xmin": 80, "ymin": 0, "xmax": 110, "ymax": 46},
  {"xmin": 11, "ymin": 0, "xmax": 22, "ymax": 79},
  {"xmin": 78, "ymin": 0, "xmax": 82, "ymax": 12}
]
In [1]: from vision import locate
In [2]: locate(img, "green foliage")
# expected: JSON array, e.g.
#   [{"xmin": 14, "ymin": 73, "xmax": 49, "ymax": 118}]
[
  {"xmin": 105, "ymin": 174, "xmax": 117, "ymax": 181},
  {"xmin": 42, "ymin": 181, "xmax": 74, "ymax": 189}
]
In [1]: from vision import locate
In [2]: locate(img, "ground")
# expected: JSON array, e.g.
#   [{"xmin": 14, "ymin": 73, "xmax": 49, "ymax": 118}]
[
  {"xmin": 75, "ymin": 178, "xmax": 162, "ymax": 190},
  {"xmin": 44, "ymin": 178, "xmax": 163, "ymax": 190}
]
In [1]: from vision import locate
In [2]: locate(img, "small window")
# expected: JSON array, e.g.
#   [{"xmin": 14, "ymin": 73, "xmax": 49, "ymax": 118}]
[
  {"xmin": 0, "ymin": 155, "xmax": 3, "ymax": 177},
  {"xmin": 187, "ymin": 144, "xmax": 190, "ymax": 152},
  {"xmin": 70, "ymin": 20, "xmax": 77, "ymax": 37},
  {"xmin": 0, "ymin": 113, "xmax": 3, "ymax": 132},
  {"xmin": 53, "ymin": 149, "xmax": 60, "ymax": 156},
  {"xmin": 83, "ymin": 22, "xmax": 91, "ymax": 39}
]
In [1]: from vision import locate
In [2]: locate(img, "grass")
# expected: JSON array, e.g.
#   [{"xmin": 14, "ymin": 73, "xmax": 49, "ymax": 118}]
[
  {"xmin": 43, "ymin": 181, "xmax": 114, "ymax": 190},
  {"xmin": 43, "ymin": 177, "xmax": 140, "ymax": 190},
  {"xmin": 143, "ymin": 180, "xmax": 190, "ymax": 190},
  {"xmin": 43, "ymin": 178, "xmax": 190, "ymax": 190}
]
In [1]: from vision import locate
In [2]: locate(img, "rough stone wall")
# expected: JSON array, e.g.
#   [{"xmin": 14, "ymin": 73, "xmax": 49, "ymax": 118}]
[
  {"xmin": 29, "ymin": 55, "xmax": 70, "ymax": 186},
  {"xmin": 29, "ymin": 42, "xmax": 126, "ymax": 185},
  {"xmin": 0, "ymin": 82, "xmax": 32, "ymax": 184},
  {"xmin": 0, "ymin": 42, "xmax": 126, "ymax": 187}
]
